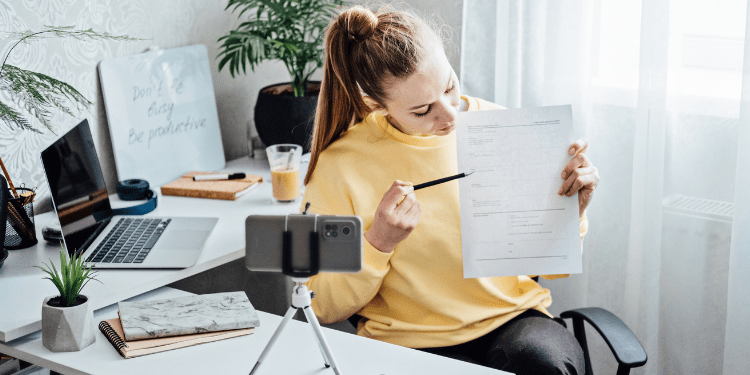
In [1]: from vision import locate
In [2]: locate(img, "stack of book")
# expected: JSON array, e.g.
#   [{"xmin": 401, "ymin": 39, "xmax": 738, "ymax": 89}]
[{"xmin": 99, "ymin": 292, "xmax": 260, "ymax": 359}]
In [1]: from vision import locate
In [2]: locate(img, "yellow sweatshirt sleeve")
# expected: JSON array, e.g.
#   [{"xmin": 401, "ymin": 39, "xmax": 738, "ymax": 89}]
[{"xmin": 300, "ymin": 156, "xmax": 394, "ymax": 324}]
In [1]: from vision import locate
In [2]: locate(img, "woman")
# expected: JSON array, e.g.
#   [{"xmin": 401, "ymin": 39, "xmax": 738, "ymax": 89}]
[{"xmin": 301, "ymin": 5, "xmax": 599, "ymax": 374}]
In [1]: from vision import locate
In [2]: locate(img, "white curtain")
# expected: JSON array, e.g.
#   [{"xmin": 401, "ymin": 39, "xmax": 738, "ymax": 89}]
[{"xmin": 461, "ymin": 1, "xmax": 750, "ymax": 374}]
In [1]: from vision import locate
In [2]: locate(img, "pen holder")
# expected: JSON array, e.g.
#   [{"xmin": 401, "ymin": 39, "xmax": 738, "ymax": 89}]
[{"xmin": 5, "ymin": 187, "xmax": 38, "ymax": 250}]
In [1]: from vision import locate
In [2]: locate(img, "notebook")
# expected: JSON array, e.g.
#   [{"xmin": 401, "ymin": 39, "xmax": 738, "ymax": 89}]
[
  {"xmin": 118, "ymin": 291, "xmax": 260, "ymax": 341},
  {"xmin": 98, "ymin": 318, "xmax": 254, "ymax": 359},
  {"xmin": 161, "ymin": 172, "xmax": 263, "ymax": 200}
]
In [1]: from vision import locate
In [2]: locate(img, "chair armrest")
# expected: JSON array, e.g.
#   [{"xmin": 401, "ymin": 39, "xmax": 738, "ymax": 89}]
[{"xmin": 560, "ymin": 307, "xmax": 647, "ymax": 370}]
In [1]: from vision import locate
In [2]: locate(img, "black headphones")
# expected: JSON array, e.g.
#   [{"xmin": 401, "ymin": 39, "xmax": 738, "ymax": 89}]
[
  {"xmin": 116, "ymin": 179, "xmax": 153, "ymax": 200},
  {"xmin": 114, "ymin": 179, "xmax": 157, "ymax": 215}
]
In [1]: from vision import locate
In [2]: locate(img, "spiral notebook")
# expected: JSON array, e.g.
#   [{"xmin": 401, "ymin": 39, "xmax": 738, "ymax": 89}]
[{"xmin": 98, "ymin": 318, "xmax": 254, "ymax": 359}]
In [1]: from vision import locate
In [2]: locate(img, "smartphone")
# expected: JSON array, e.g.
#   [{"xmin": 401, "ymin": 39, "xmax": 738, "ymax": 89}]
[{"xmin": 245, "ymin": 214, "xmax": 362, "ymax": 274}]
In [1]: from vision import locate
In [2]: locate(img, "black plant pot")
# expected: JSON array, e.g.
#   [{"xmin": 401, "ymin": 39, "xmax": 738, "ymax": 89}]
[{"xmin": 254, "ymin": 82, "xmax": 319, "ymax": 153}]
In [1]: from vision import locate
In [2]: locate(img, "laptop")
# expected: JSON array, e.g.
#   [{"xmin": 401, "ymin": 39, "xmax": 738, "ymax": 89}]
[{"xmin": 40, "ymin": 119, "xmax": 218, "ymax": 269}]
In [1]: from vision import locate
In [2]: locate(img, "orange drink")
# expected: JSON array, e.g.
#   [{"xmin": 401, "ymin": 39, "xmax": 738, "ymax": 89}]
[
  {"xmin": 271, "ymin": 167, "xmax": 300, "ymax": 201},
  {"xmin": 266, "ymin": 144, "xmax": 303, "ymax": 203}
]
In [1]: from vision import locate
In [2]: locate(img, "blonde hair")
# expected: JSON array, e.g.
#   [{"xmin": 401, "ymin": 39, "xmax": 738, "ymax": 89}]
[{"xmin": 304, "ymin": 5, "xmax": 441, "ymax": 185}]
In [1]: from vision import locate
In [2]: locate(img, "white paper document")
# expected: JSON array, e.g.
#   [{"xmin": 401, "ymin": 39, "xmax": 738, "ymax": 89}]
[{"xmin": 456, "ymin": 105, "xmax": 582, "ymax": 278}]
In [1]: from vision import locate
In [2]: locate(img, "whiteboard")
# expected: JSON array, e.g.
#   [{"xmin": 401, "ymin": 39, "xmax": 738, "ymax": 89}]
[{"xmin": 98, "ymin": 45, "xmax": 225, "ymax": 186}]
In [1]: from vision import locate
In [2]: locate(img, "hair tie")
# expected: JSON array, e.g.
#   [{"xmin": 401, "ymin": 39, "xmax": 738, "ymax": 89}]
[{"xmin": 341, "ymin": 6, "xmax": 378, "ymax": 43}]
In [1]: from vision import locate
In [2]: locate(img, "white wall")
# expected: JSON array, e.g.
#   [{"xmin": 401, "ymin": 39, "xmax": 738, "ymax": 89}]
[
  {"xmin": 385, "ymin": 0, "xmax": 464, "ymax": 77},
  {"xmin": 0, "ymin": 0, "xmax": 461, "ymax": 212}
]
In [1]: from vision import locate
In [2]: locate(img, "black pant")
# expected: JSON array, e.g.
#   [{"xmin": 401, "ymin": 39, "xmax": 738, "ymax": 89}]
[{"xmin": 419, "ymin": 309, "xmax": 585, "ymax": 375}]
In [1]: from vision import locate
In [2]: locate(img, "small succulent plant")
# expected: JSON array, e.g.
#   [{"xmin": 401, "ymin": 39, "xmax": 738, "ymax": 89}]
[{"xmin": 36, "ymin": 245, "xmax": 100, "ymax": 307}]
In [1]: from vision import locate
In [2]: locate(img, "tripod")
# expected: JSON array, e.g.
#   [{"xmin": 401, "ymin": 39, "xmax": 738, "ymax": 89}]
[{"xmin": 249, "ymin": 277, "xmax": 342, "ymax": 375}]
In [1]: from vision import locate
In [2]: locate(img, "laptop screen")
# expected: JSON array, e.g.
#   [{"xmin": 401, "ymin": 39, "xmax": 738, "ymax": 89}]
[{"xmin": 41, "ymin": 120, "xmax": 113, "ymax": 254}]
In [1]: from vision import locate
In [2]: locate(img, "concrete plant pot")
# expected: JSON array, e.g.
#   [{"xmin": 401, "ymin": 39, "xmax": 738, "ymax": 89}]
[{"xmin": 42, "ymin": 295, "xmax": 96, "ymax": 352}]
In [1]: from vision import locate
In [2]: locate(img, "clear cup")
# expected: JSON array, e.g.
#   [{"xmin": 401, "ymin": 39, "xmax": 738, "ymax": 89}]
[{"xmin": 266, "ymin": 144, "xmax": 302, "ymax": 203}]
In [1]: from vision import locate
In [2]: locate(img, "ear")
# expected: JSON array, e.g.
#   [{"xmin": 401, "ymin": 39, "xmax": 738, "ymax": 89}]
[{"xmin": 363, "ymin": 95, "xmax": 387, "ymax": 115}]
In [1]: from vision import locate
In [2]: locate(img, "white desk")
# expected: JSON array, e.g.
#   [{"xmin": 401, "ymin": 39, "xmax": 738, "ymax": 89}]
[
  {"xmin": 0, "ymin": 155, "xmax": 510, "ymax": 375},
  {"xmin": 0, "ymin": 156, "xmax": 298, "ymax": 342},
  {"xmin": 0, "ymin": 287, "xmax": 507, "ymax": 375}
]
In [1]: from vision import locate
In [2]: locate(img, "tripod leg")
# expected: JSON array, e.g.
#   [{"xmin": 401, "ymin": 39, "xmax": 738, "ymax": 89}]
[
  {"xmin": 302, "ymin": 305, "xmax": 342, "ymax": 375},
  {"xmin": 303, "ymin": 306, "xmax": 331, "ymax": 367},
  {"xmin": 250, "ymin": 306, "xmax": 297, "ymax": 375}
]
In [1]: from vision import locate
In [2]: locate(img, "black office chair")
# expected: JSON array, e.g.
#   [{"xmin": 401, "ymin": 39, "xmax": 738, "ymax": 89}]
[
  {"xmin": 558, "ymin": 306, "xmax": 646, "ymax": 375},
  {"xmin": 347, "ymin": 276, "xmax": 647, "ymax": 375}
]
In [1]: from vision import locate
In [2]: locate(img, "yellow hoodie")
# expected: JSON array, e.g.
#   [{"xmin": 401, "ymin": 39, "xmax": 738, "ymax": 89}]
[{"xmin": 302, "ymin": 96, "xmax": 588, "ymax": 348}]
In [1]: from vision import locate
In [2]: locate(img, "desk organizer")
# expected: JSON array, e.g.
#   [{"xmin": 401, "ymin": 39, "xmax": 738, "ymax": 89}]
[{"xmin": 5, "ymin": 187, "xmax": 37, "ymax": 250}]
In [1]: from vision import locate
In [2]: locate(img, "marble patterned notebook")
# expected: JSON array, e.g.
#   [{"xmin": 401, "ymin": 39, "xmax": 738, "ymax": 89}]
[{"xmin": 118, "ymin": 291, "xmax": 260, "ymax": 341}]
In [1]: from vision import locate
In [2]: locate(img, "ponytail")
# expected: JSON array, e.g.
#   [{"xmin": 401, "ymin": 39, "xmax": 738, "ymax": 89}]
[{"xmin": 304, "ymin": 6, "xmax": 440, "ymax": 185}]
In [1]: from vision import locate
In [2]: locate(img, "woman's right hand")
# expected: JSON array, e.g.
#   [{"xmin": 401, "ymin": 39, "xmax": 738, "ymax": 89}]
[{"xmin": 365, "ymin": 180, "xmax": 421, "ymax": 253}]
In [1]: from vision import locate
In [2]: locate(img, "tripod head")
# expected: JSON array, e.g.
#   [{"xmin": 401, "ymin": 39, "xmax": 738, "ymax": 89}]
[{"xmin": 282, "ymin": 204, "xmax": 320, "ymax": 277}]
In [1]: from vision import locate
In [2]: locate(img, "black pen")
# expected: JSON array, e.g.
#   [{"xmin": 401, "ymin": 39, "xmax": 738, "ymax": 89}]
[
  {"xmin": 193, "ymin": 172, "xmax": 246, "ymax": 181},
  {"xmin": 413, "ymin": 171, "xmax": 475, "ymax": 190}
]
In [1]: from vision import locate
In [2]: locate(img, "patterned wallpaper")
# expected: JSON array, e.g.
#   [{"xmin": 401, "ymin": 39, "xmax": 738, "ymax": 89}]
[{"xmin": 0, "ymin": 0, "xmax": 294, "ymax": 212}]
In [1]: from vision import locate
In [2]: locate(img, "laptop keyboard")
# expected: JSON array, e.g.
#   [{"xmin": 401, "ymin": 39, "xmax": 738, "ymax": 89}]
[{"xmin": 86, "ymin": 218, "xmax": 171, "ymax": 264}]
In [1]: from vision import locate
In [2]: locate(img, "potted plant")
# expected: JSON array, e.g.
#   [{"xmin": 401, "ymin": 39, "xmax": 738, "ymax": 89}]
[
  {"xmin": 217, "ymin": 0, "xmax": 346, "ymax": 152},
  {"xmin": 36, "ymin": 245, "xmax": 100, "ymax": 352}
]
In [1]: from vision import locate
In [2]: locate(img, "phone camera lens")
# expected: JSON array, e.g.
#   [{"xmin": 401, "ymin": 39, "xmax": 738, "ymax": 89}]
[
  {"xmin": 325, "ymin": 224, "xmax": 331, "ymax": 231},
  {"xmin": 332, "ymin": 231, "xmax": 338, "ymax": 237},
  {"xmin": 342, "ymin": 227, "xmax": 351, "ymax": 236},
  {"xmin": 332, "ymin": 224, "xmax": 338, "ymax": 230}
]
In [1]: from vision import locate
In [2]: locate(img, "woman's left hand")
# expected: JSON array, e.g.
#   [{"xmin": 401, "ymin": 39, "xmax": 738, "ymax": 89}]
[{"xmin": 559, "ymin": 139, "xmax": 599, "ymax": 217}]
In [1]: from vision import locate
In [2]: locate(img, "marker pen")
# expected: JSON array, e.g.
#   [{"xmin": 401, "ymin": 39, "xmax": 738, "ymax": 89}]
[{"xmin": 193, "ymin": 172, "xmax": 246, "ymax": 181}]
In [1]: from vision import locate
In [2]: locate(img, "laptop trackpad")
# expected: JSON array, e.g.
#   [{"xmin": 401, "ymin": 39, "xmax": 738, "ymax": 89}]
[{"xmin": 156, "ymin": 230, "xmax": 208, "ymax": 251}]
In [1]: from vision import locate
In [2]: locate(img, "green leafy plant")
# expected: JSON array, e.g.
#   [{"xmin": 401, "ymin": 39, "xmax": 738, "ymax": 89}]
[
  {"xmin": 36, "ymin": 245, "xmax": 100, "ymax": 307},
  {"xmin": 217, "ymin": 0, "xmax": 347, "ymax": 97},
  {"xmin": 0, "ymin": 26, "xmax": 139, "ymax": 133}
]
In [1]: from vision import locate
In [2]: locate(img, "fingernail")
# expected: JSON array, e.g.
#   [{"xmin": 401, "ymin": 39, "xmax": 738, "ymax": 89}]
[
  {"xmin": 558, "ymin": 187, "xmax": 563, "ymax": 195},
  {"xmin": 569, "ymin": 147, "xmax": 575, "ymax": 155},
  {"xmin": 561, "ymin": 171, "xmax": 566, "ymax": 179}
]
